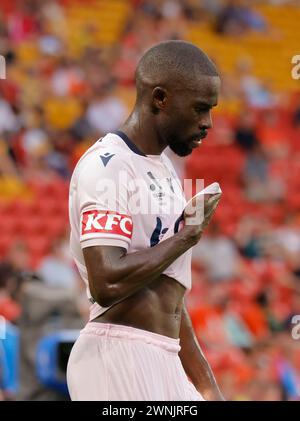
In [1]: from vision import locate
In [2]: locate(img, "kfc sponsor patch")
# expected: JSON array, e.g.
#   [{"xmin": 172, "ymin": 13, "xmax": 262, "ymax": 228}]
[{"xmin": 81, "ymin": 210, "xmax": 133, "ymax": 239}]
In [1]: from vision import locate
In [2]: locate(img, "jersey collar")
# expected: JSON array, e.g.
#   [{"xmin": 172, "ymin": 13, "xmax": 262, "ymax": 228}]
[{"xmin": 114, "ymin": 130, "xmax": 147, "ymax": 157}]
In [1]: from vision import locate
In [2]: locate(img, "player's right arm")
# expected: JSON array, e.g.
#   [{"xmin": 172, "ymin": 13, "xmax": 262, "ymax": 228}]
[
  {"xmin": 77, "ymin": 151, "xmax": 220, "ymax": 307},
  {"xmin": 84, "ymin": 223, "xmax": 203, "ymax": 307}
]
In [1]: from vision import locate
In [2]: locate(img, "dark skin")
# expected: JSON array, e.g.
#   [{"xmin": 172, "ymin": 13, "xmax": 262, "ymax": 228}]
[{"xmin": 83, "ymin": 74, "xmax": 224, "ymax": 400}]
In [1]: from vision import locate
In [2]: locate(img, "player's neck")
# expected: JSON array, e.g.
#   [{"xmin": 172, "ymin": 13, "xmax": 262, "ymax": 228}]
[{"xmin": 119, "ymin": 110, "xmax": 165, "ymax": 156}]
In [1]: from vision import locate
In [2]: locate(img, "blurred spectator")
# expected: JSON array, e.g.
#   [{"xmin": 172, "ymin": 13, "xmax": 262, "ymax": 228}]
[
  {"xmin": 292, "ymin": 98, "xmax": 300, "ymax": 128},
  {"xmin": 37, "ymin": 236, "xmax": 78, "ymax": 290},
  {"xmin": 0, "ymin": 262, "xmax": 21, "ymax": 322},
  {"xmin": 0, "ymin": 96, "xmax": 19, "ymax": 134},
  {"xmin": 193, "ymin": 223, "xmax": 241, "ymax": 282},
  {"xmin": 215, "ymin": 0, "xmax": 266, "ymax": 36},
  {"xmin": 235, "ymin": 215, "xmax": 271, "ymax": 259},
  {"xmin": 243, "ymin": 144, "xmax": 269, "ymax": 201},
  {"xmin": 16, "ymin": 270, "xmax": 82, "ymax": 401},
  {"xmin": 50, "ymin": 59, "xmax": 85, "ymax": 98},
  {"xmin": 86, "ymin": 84, "xmax": 127, "ymax": 135},
  {"xmin": 6, "ymin": 242, "xmax": 30, "ymax": 274},
  {"xmin": 235, "ymin": 58, "xmax": 277, "ymax": 109},
  {"xmin": 6, "ymin": 0, "xmax": 39, "ymax": 43},
  {"xmin": 234, "ymin": 111, "xmax": 259, "ymax": 152},
  {"xmin": 290, "ymin": 96, "xmax": 300, "ymax": 152},
  {"xmin": 243, "ymin": 143, "xmax": 285, "ymax": 202},
  {"xmin": 0, "ymin": 138, "xmax": 18, "ymax": 177},
  {"xmin": 257, "ymin": 109, "xmax": 289, "ymax": 158}
]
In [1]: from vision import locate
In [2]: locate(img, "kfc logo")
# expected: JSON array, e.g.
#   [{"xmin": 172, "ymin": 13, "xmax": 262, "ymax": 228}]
[{"xmin": 81, "ymin": 210, "xmax": 133, "ymax": 239}]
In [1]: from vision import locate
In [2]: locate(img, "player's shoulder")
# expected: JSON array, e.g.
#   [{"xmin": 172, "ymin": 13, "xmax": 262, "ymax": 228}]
[{"xmin": 77, "ymin": 133, "xmax": 134, "ymax": 175}]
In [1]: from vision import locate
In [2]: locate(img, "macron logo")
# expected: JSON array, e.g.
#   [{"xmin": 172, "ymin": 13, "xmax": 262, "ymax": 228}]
[{"xmin": 100, "ymin": 152, "xmax": 115, "ymax": 167}]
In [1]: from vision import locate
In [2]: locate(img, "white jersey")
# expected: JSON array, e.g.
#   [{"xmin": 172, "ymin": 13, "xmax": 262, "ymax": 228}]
[{"xmin": 69, "ymin": 131, "xmax": 192, "ymax": 320}]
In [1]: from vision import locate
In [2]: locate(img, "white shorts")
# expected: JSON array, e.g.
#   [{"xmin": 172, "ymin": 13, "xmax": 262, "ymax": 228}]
[{"xmin": 67, "ymin": 322, "xmax": 205, "ymax": 401}]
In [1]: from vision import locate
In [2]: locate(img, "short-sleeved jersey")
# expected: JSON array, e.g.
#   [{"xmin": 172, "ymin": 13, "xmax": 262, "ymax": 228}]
[{"xmin": 69, "ymin": 131, "xmax": 192, "ymax": 319}]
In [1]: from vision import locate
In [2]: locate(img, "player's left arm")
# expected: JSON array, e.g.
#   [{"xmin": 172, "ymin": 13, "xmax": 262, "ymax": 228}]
[{"xmin": 179, "ymin": 303, "xmax": 225, "ymax": 401}]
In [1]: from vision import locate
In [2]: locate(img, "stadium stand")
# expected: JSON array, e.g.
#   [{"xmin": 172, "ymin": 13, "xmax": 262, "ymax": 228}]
[{"xmin": 0, "ymin": 0, "xmax": 299, "ymax": 400}]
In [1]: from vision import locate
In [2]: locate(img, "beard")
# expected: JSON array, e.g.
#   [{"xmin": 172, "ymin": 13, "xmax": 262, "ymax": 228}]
[
  {"xmin": 169, "ymin": 140, "xmax": 193, "ymax": 157},
  {"xmin": 167, "ymin": 131, "xmax": 193, "ymax": 157}
]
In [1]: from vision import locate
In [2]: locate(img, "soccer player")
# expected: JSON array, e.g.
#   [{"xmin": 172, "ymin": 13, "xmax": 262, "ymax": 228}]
[{"xmin": 67, "ymin": 40, "xmax": 224, "ymax": 401}]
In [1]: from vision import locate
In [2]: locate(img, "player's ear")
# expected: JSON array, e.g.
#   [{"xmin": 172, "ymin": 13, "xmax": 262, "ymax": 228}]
[{"xmin": 152, "ymin": 87, "xmax": 168, "ymax": 113}]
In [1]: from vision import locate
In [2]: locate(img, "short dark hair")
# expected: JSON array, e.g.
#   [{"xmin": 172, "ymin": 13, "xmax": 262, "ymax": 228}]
[{"xmin": 135, "ymin": 40, "xmax": 219, "ymax": 96}]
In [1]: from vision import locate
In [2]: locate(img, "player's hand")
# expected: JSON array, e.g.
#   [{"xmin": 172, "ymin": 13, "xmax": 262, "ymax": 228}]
[{"xmin": 183, "ymin": 192, "xmax": 222, "ymax": 242}]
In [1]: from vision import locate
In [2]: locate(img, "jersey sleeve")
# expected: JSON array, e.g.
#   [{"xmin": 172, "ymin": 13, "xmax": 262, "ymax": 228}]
[{"xmin": 76, "ymin": 152, "xmax": 134, "ymax": 251}]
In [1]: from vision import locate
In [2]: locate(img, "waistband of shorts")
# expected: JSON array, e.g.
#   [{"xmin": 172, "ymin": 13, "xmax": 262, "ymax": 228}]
[{"xmin": 81, "ymin": 322, "xmax": 181, "ymax": 354}]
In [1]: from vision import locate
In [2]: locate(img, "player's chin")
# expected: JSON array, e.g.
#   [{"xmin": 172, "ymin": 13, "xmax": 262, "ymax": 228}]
[{"xmin": 169, "ymin": 142, "xmax": 193, "ymax": 157}]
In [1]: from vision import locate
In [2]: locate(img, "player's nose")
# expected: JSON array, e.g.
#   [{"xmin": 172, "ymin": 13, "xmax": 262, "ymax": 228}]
[{"xmin": 199, "ymin": 111, "xmax": 213, "ymax": 130}]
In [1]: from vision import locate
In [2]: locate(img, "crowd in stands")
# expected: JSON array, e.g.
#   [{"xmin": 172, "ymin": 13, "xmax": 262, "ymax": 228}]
[{"xmin": 0, "ymin": 0, "xmax": 300, "ymax": 400}]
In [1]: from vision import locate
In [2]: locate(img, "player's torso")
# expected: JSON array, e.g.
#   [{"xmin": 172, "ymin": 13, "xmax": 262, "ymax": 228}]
[
  {"xmin": 114, "ymin": 153, "xmax": 188, "ymax": 337},
  {"xmin": 69, "ymin": 132, "xmax": 192, "ymax": 309},
  {"xmin": 94, "ymin": 272, "xmax": 186, "ymax": 338}
]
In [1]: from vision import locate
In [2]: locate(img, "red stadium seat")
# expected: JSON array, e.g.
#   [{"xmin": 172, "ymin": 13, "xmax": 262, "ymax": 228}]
[
  {"xmin": 0, "ymin": 235, "xmax": 14, "ymax": 258},
  {"xmin": 44, "ymin": 215, "xmax": 68, "ymax": 238},
  {"xmin": 25, "ymin": 235, "xmax": 50, "ymax": 256}
]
